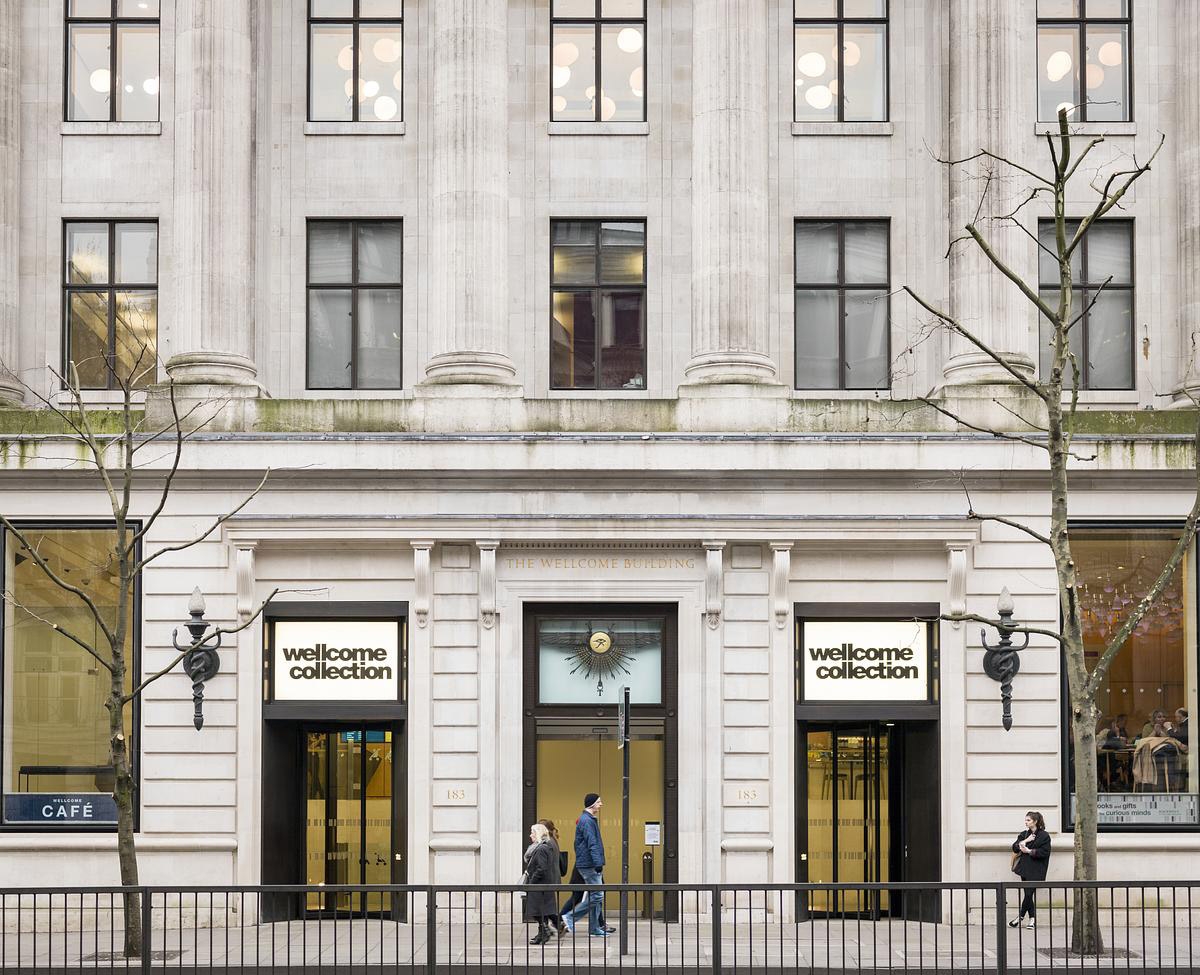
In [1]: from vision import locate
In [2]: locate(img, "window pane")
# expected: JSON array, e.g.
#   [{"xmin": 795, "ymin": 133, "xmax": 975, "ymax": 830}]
[
  {"xmin": 1086, "ymin": 289, "xmax": 1132, "ymax": 389},
  {"xmin": 360, "ymin": 0, "xmax": 403, "ymax": 15},
  {"xmin": 113, "ymin": 290, "xmax": 157, "ymax": 387},
  {"xmin": 68, "ymin": 26, "xmax": 112, "ymax": 122},
  {"xmin": 844, "ymin": 222, "xmax": 887, "ymax": 284},
  {"xmin": 599, "ymin": 222, "xmax": 645, "ymax": 284},
  {"xmin": 69, "ymin": 0, "xmax": 112, "ymax": 16},
  {"xmin": 552, "ymin": 25, "xmax": 597, "ymax": 121},
  {"xmin": 1071, "ymin": 529, "xmax": 1198, "ymax": 827},
  {"xmin": 552, "ymin": 221, "xmax": 598, "ymax": 285},
  {"xmin": 115, "ymin": 26, "xmax": 158, "ymax": 120},
  {"xmin": 66, "ymin": 223, "xmax": 109, "ymax": 286},
  {"xmin": 794, "ymin": 289, "xmax": 839, "ymax": 388},
  {"xmin": 1038, "ymin": 288, "xmax": 1084, "ymax": 381},
  {"xmin": 309, "ymin": 222, "xmax": 353, "ymax": 283},
  {"xmin": 795, "ymin": 0, "xmax": 837, "ymax": 16},
  {"xmin": 598, "ymin": 290, "xmax": 645, "ymax": 389},
  {"xmin": 602, "ymin": 0, "xmax": 643, "ymax": 15},
  {"xmin": 1085, "ymin": 223, "xmax": 1132, "ymax": 285},
  {"xmin": 1039, "ymin": 219, "xmax": 1082, "ymax": 285},
  {"xmin": 843, "ymin": 0, "xmax": 886, "ymax": 17},
  {"xmin": 359, "ymin": 26, "xmax": 403, "ymax": 122},
  {"xmin": 1088, "ymin": 0, "xmax": 1127, "ymax": 16},
  {"xmin": 842, "ymin": 24, "xmax": 886, "ymax": 122},
  {"xmin": 117, "ymin": 0, "xmax": 159, "ymax": 16},
  {"xmin": 600, "ymin": 24, "xmax": 644, "ymax": 121},
  {"xmin": 1038, "ymin": 26, "xmax": 1080, "ymax": 121},
  {"xmin": 795, "ymin": 222, "xmax": 839, "ymax": 284},
  {"xmin": 553, "ymin": 0, "xmax": 596, "ymax": 15},
  {"xmin": 67, "ymin": 292, "xmax": 111, "ymax": 388},
  {"xmin": 308, "ymin": 289, "xmax": 352, "ymax": 388},
  {"xmin": 537, "ymin": 617, "xmax": 662, "ymax": 705},
  {"xmin": 1084, "ymin": 25, "xmax": 1129, "ymax": 123},
  {"xmin": 311, "ymin": 0, "xmax": 352, "ymax": 14},
  {"xmin": 356, "ymin": 289, "xmax": 402, "ymax": 389},
  {"xmin": 794, "ymin": 26, "xmax": 837, "ymax": 121},
  {"xmin": 1037, "ymin": 0, "xmax": 1079, "ymax": 15},
  {"xmin": 356, "ymin": 222, "xmax": 403, "ymax": 284},
  {"xmin": 844, "ymin": 290, "xmax": 888, "ymax": 388},
  {"xmin": 310, "ymin": 25, "xmax": 354, "ymax": 122},
  {"xmin": 114, "ymin": 223, "xmax": 156, "ymax": 285},
  {"xmin": 551, "ymin": 290, "xmax": 596, "ymax": 388}
]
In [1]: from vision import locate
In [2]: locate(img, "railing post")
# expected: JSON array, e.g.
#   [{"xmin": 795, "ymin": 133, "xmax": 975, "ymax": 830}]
[
  {"xmin": 995, "ymin": 884, "xmax": 1007, "ymax": 975},
  {"xmin": 711, "ymin": 885, "xmax": 721, "ymax": 975},
  {"xmin": 140, "ymin": 888, "xmax": 152, "ymax": 975},
  {"xmin": 426, "ymin": 887, "xmax": 437, "ymax": 975}
]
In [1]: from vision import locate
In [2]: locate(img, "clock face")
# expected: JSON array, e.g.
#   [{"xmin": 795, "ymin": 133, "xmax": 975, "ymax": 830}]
[{"xmin": 589, "ymin": 631, "xmax": 612, "ymax": 654}]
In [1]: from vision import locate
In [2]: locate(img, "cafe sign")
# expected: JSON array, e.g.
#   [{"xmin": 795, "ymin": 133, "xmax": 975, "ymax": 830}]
[
  {"xmin": 3, "ymin": 793, "xmax": 118, "ymax": 825},
  {"xmin": 272, "ymin": 620, "xmax": 401, "ymax": 702},
  {"xmin": 801, "ymin": 620, "xmax": 930, "ymax": 703}
]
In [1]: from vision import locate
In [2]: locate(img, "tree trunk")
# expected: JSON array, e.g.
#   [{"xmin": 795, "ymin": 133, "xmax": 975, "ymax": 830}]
[
  {"xmin": 109, "ymin": 683, "xmax": 142, "ymax": 958},
  {"xmin": 1069, "ymin": 695, "xmax": 1104, "ymax": 954}
]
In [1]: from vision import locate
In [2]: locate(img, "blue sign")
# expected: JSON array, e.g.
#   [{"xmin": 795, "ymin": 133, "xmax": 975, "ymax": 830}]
[
  {"xmin": 340, "ymin": 730, "xmax": 388, "ymax": 743},
  {"xmin": 3, "ymin": 793, "xmax": 119, "ymax": 824}
]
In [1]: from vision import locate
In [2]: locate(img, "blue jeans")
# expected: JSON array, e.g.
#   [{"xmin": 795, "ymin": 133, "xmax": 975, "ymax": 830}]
[{"xmin": 567, "ymin": 867, "xmax": 604, "ymax": 934}]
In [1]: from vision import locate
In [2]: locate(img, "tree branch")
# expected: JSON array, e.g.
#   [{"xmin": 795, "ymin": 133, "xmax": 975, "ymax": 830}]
[{"xmin": 0, "ymin": 592, "xmax": 114, "ymax": 672}]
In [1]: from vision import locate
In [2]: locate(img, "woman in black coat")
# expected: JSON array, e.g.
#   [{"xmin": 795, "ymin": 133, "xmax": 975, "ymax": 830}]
[
  {"xmin": 524, "ymin": 824, "xmax": 559, "ymax": 945},
  {"xmin": 1009, "ymin": 811, "xmax": 1051, "ymax": 929}
]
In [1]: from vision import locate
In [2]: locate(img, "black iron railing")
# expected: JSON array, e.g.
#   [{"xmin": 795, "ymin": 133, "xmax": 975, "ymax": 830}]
[{"xmin": 0, "ymin": 881, "xmax": 1195, "ymax": 972}]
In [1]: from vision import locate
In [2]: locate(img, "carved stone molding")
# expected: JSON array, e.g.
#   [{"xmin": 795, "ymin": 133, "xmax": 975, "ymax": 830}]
[
  {"xmin": 704, "ymin": 541, "xmax": 725, "ymax": 630},
  {"xmin": 478, "ymin": 540, "xmax": 499, "ymax": 629},
  {"xmin": 770, "ymin": 542, "xmax": 793, "ymax": 630},
  {"xmin": 411, "ymin": 540, "xmax": 434, "ymax": 628},
  {"xmin": 234, "ymin": 542, "xmax": 257, "ymax": 621},
  {"xmin": 947, "ymin": 543, "xmax": 968, "ymax": 629}
]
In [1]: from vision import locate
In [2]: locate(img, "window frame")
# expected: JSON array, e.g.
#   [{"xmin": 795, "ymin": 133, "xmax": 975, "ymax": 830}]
[
  {"xmin": 792, "ymin": 0, "xmax": 890, "ymax": 124},
  {"xmin": 550, "ymin": 0, "xmax": 647, "ymax": 123},
  {"xmin": 61, "ymin": 218, "xmax": 159, "ymax": 390},
  {"xmin": 1035, "ymin": 0, "xmax": 1133, "ymax": 124},
  {"xmin": 549, "ymin": 217, "xmax": 648, "ymax": 391},
  {"xmin": 307, "ymin": 0, "xmax": 404, "ymax": 123},
  {"xmin": 1037, "ymin": 216, "xmax": 1135, "ymax": 391},
  {"xmin": 0, "ymin": 521, "xmax": 142, "ymax": 833},
  {"xmin": 305, "ymin": 218, "xmax": 404, "ymax": 391},
  {"xmin": 1059, "ymin": 521, "xmax": 1199, "ymax": 833},
  {"xmin": 793, "ymin": 217, "xmax": 891, "ymax": 391},
  {"xmin": 63, "ymin": 0, "xmax": 160, "ymax": 123}
]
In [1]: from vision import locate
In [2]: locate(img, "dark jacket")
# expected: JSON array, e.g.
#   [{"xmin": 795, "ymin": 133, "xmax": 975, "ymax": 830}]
[
  {"xmin": 524, "ymin": 840, "xmax": 559, "ymax": 919},
  {"xmin": 1011, "ymin": 828, "xmax": 1051, "ymax": 882},
  {"xmin": 574, "ymin": 810, "xmax": 605, "ymax": 870}
]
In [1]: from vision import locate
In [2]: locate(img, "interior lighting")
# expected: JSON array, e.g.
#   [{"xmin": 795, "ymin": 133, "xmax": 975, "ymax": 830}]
[
  {"xmin": 553, "ymin": 95, "xmax": 567, "ymax": 112},
  {"xmin": 629, "ymin": 66, "xmax": 643, "ymax": 97},
  {"xmin": 1098, "ymin": 41, "xmax": 1123, "ymax": 66},
  {"xmin": 373, "ymin": 95, "xmax": 398, "ymax": 120},
  {"xmin": 373, "ymin": 37, "xmax": 400, "ymax": 63},
  {"xmin": 1086, "ymin": 63, "xmax": 1104, "ymax": 90},
  {"xmin": 797, "ymin": 52, "xmax": 826, "ymax": 78},
  {"xmin": 600, "ymin": 95, "xmax": 617, "ymax": 121},
  {"xmin": 553, "ymin": 65, "xmax": 571, "ymax": 89},
  {"xmin": 616, "ymin": 27, "xmax": 643, "ymax": 54},
  {"xmin": 1046, "ymin": 49, "xmax": 1073, "ymax": 83},
  {"xmin": 553, "ymin": 42, "xmax": 580, "ymax": 66},
  {"xmin": 89, "ymin": 68, "xmax": 110, "ymax": 93},
  {"xmin": 142, "ymin": 77, "xmax": 159, "ymax": 95},
  {"xmin": 337, "ymin": 45, "xmax": 354, "ymax": 72},
  {"xmin": 840, "ymin": 40, "xmax": 860, "ymax": 66},
  {"xmin": 805, "ymin": 85, "xmax": 833, "ymax": 110}
]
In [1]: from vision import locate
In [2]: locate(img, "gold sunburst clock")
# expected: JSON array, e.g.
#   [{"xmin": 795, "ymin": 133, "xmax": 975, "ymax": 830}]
[{"xmin": 566, "ymin": 629, "xmax": 634, "ymax": 698}]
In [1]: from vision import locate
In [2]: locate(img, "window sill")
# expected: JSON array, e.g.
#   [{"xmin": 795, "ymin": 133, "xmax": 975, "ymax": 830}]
[
  {"xmin": 303, "ymin": 121, "xmax": 406, "ymax": 136},
  {"xmin": 61, "ymin": 121, "xmax": 161, "ymax": 137},
  {"xmin": 1034, "ymin": 121, "xmax": 1135, "ymax": 137},
  {"xmin": 1064, "ymin": 390, "xmax": 1140, "ymax": 407},
  {"xmin": 547, "ymin": 388, "xmax": 653, "ymax": 398},
  {"xmin": 303, "ymin": 388, "xmax": 411, "ymax": 399},
  {"xmin": 548, "ymin": 121, "xmax": 650, "ymax": 137},
  {"xmin": 51, "ymin": 388, "xmax": 148, "ymax": 408},
  {"xmin": 791, "ymin": 388, "xmax": 892, "ymax": 399},
  {"xmin": 791, "ymin": 121, "xmax": 893, "ymax": 137}
]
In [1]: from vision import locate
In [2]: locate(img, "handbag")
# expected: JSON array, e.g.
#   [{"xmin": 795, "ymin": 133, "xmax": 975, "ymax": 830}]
[
  {"xmin": 558, "ymin": 851, "xmax": 569, "ymax": 878},
  {"xmin": 1010, "ymin": 851, "xmax": 1021, "ymax": 873}
]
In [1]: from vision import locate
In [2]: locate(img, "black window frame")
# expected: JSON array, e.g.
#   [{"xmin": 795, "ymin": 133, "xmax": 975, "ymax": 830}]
[
  {"xmin": 549, "ymin": 217, "xmax": 648, "ymax": 391},
  {"xmin": 1036, "ymin": 217, "xmax": 1135, "ymax": 391},
  {"xmin": 305, "ymin": 217, "xmax": 404, "ymax": 391},
  {"xmin": 550, "ymin": 0, "xmax": 647, "ymax": 123},
  {"xmin": 793, "ymin": 0, "xmax": 889, "ymax": 123},
  {"xmin": 61, "ymin": 218, "xmax": 159, "ymax": 390},
  {"xmin": 793, "ymin": 217, "xmax": 891, "ymax": 391},
  {"xmin": 1035, "ymin": 0, "xmax": 1133, "ymax": 123},
  {"xmin": 63, "ymin": 0, "xmax": 160, "ymax": 123},
  {"xmin": 307, "ymin": 0, "xmax": 404, "ymax": 123},
  {"xmin": 0, "ymin": 520, "xmax": 142, "ymax": 833}
]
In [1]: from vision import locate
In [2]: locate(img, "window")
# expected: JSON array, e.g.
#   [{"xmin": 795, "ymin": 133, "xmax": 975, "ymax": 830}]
[
  {"xmin": 794, "ymin": 220, "xmax": 889, "ymax": 389},
  {"xmin": 1037, "ymin": 219, "xmax": 1133, "ymax": 389},
  {"xmin": 1065, "ymin": 526, "xmax": 1199, "ymax": 829},
  {"xmin": 551, "ymin": 220, "xmax": 646, "ymax": 390},
  {"xmin": 309, "ymin": 0, "xmax": 403, "ymax": 122},
  {"xmin": 2, "ymin": 525, "xmax": 137, "ymax": 827},
  {"xmin": 793, "ymin": 0, "xmax": 887, "ymax": 122},
  {"xmin": 1037, "ymin": 0, "xmax": 1130, "ymax": 123},
  {"xmin": 551, "ymin": 0, "xmax": 645, "ymax": 122},
  {"xmin": 63, "ymin": 221, "xmax": 158, "ymax": 389},
  {"xmin": 65, "ymin": 0, "xmax": 159, "ymax": 122},
  {"xmin": 307, "ymin": 220, "xmax": 403, "ymax": 390}
]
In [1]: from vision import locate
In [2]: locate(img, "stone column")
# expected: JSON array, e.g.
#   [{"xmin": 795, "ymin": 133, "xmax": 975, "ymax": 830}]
[
  {"xmin": 421, "ymin": 0, "xmax": 517, "ymax": 385},
  {"xmin": 0, "ymin": 0, "xmax": 22, "ymax": 404},
  {"xmin": 943, "ymin": 1, "xmax": 1036, "ymax": 386},
  {"xmin": 1177, "ymin": 2, "xmax": 1200, "ymax": 399},
  {"xmin": 683, "ymin": 0, "xmax": 778, "ymax": 385},
  {"xmin": 164, "ymin": 0, "xmax": 259, "ymax": 394}
]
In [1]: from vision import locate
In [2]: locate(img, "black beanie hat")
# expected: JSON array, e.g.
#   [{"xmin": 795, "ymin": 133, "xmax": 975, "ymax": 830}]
[{"xmin": 584, "ymin": 792, "xmax": 600, "ymax": 809}]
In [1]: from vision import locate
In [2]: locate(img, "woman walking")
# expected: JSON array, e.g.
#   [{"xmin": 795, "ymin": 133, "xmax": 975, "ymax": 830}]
[
  {"xmin": 523, "ymin": 823, "xmax": 559, "ymax": 945},
  {"xmin": 1009, "ymin": 811, "xmax": 1051, "ymax": 929},
  {"xmin": 537, "ymin": 819, "xmax": 569, "ymax": 934}
]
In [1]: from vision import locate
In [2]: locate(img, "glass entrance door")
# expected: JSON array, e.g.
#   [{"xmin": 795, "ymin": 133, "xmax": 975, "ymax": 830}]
[
  {"xmin": 304, "ymin": 726, "xmax": 396, "ymax": 915},
  {"xmin": 802, "ymin": 723, "xmax": 892, "ymax": 917}
]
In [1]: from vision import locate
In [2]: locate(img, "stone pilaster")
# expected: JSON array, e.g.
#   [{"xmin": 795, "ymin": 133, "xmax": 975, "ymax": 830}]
[
  {"xmin": 943, "ymin": 1, "xmax": 1036, "ymax": 387},
  {"xmin": 0, "ymin": 0, "xmax": 22, "ymax": 404},
  {"xmin": 421, "ymin": 0, "xmax": 517, "ymax": 386},
  {"xmin": 1177, "ymin": 2, "xmax": 1200, "ymax": 400},
  {"xmin": 683, "ymin": 0, "xmax": 778, "ymax": 385}
]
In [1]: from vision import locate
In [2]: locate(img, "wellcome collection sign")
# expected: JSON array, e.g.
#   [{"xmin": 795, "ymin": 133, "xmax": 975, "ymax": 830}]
[
  {"xmin": 272, "ymin": 619, "xmax": 401, "ymax": 702},
  {"xmin": 800, "ymin": 620, "xmax": 930, "ymax": 703}
]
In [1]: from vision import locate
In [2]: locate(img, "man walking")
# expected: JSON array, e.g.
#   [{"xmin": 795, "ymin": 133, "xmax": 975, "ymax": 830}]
[{"xmin": 564, "ymin": 793, "xmax": 611, "ymax": 936}]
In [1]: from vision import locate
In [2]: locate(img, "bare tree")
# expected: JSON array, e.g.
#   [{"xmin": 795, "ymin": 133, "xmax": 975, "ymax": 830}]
[{"xmin": 905, "ymin": 108, "xmax": 1193, "ymax": 955}]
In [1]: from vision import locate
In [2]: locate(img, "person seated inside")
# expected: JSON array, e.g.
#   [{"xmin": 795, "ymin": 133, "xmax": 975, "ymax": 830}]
[
  {"xmin": 1169, "ymin": 708, "xmax": 1189, "ymax": 747},
  {"xmin": 1140, "ymin": 709, "xmax": 1169, "ymax": 741},
  {"xmin": 1098, "ymin": 714, "xmax": 1129, "ymax": 749}
]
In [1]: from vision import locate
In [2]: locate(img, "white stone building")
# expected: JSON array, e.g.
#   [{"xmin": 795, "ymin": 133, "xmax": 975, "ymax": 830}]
[{"xmin": 0, "ymin": 0, "xmax": 1198, "ymax": 913}]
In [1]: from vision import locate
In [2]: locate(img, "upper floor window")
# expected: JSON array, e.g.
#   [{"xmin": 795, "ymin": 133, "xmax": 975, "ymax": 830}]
[
  {"xmin": 309, "ymin": 0, "xmax": 403, "ymax": 122},
  {"xmin": 1037, "ymin": 0, "xmax": 1130, "ymax": 122},
  {"xmin": 551, "ymin": 1, "xmax": 646, "ymax": 122},
  {"xmin": 307, "ymin": 219, "xmax": 403, "ymax": 389},
  {"xmin": 794, "ymin": 219, "xmax": 889, "ymax": 390},
  {"xmin": 793, "ymin": 1, "xmax": 887, "ymax": 122},
  {"xmin": 551, "ymin": 220, "xmax": 646, "ymax": 390},
  {"xmin": 1037, "ymin": 219, "xmax": 1133, "ymax": 390},
  {"xmin": 63, "ymin": 220, "xmax": 158, "ymax": 389},
  {"xmin": 65, "ymin": 0, "xmax": 159, "ymax": 122}
]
